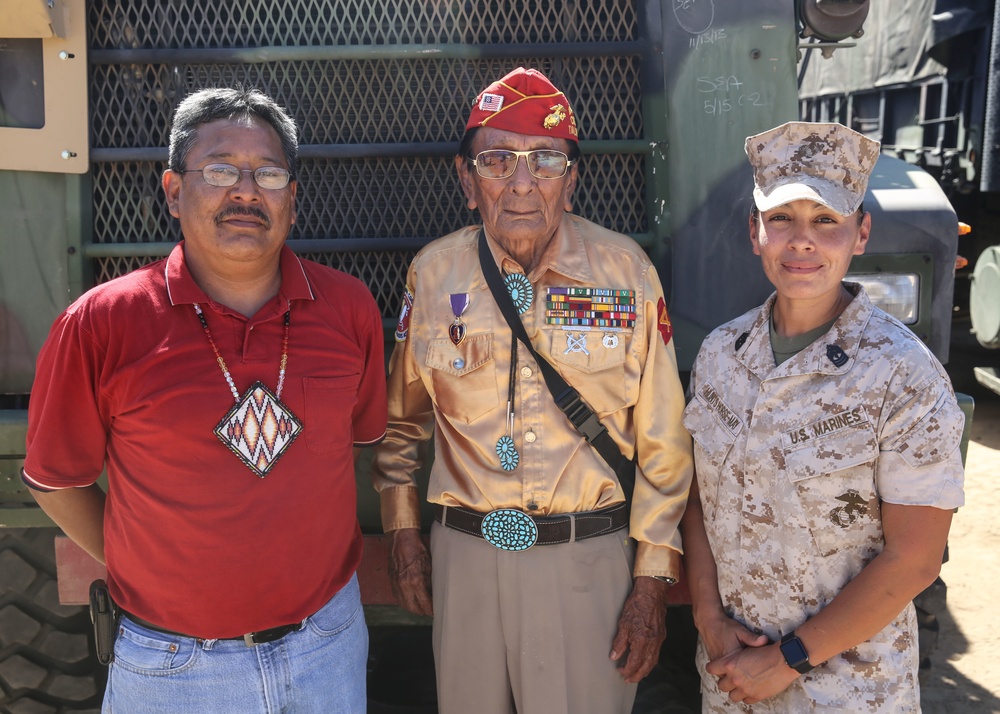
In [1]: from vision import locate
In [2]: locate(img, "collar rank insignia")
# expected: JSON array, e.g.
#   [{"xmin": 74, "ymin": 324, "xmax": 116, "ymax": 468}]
[{"xmin": 826, "ymin": 344, "xmax": 848, "ymax": 367}]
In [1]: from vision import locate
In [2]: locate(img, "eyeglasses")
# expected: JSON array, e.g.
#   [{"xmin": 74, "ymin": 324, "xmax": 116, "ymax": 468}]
[
  {"xmin": 468, "ymin": 149, "xmax": 574, "ymax": 180},
  {"xmin": 179, "ymin": 163, "xmax": 293, "ymax": 190}
]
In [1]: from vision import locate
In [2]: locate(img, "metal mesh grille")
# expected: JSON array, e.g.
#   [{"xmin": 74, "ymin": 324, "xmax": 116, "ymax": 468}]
[
  {"xmin": 86, "ymin": 0, "xmax": 648, "ymax": 318},
  {"xmin": 299, "ymin": 251, "xmax": 416, "ymax": 317},
  {"xmin": 89, "ymin": 1, "xmax": 637, "ymax": 48},
  {"xmin": 90, "ymin": 58, "xmax": 643, "ymax": 148},
  {"xmin": 93, "ymin": 162, "xmax": 174, "ymax": 243},
  {"xmin": 92, "ymin": 155, "xmax": 646, "ymax": 245},
  {"xmin": 94, "ymin": 256, "xmax": 163, "ymax": 284}
]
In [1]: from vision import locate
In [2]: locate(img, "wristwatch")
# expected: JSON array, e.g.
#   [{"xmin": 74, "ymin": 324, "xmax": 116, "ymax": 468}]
[{"xmin": 779, "ymin": 632, "xmax": 814, "ymax": 674}]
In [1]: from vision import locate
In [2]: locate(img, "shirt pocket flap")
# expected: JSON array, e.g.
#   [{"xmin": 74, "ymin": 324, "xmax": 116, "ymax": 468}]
[
  {"xmin": 547, "ymin": 330, "xmax": 627, "ymax": 374},
  {"xmin": 425, "ymin": 334, "xmax": 493, "ymax": 376},
  {"xmin": 684, "ymin": 396, "xmax": 741, "ymax": 452},
  {"xmin": 783, "ymin": 422, "xmax": 878, "ymax": 482}
]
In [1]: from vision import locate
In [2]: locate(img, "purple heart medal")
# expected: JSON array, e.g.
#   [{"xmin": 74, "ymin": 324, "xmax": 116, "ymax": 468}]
[{"xmin": 449, "ymin": 293, "xmax": 470, "ymax": 345}]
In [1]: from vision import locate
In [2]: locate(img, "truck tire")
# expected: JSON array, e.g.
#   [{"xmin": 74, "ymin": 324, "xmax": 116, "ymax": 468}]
[{"xmin": 0, "ymin": 529, "xmax": 104, "ymax": 713}]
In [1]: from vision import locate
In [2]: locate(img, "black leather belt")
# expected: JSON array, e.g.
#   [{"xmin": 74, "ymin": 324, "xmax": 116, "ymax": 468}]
[
  {"xmin": 434, "ymin": 502, "xmax": 628, "ymax": 550},
  {"xmin": 123, "ymin": 611, "xmax": 303, "ymax": 647}
]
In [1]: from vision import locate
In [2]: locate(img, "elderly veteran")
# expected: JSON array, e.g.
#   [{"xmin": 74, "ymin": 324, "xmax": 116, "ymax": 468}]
[
  {"xmin": 371, "ymin": 67, "xmax": 693, "ymax": 714},
  {"xmin": 680, "ymin": 121, "xmax": 966, "ymax": 712}
]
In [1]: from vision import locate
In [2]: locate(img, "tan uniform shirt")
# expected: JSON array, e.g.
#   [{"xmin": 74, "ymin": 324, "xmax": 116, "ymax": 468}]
[
  {"xmin": 684, "ymin": 285, "xmax": 965, "ymax": 712},
  {"xmin": 372, "ymin": 214, "xmax": 693, "ymax": 577}
]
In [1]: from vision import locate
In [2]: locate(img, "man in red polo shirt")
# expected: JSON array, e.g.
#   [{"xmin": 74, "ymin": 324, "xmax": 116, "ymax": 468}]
[{"xmin": 22, "ymin": 87, "xmax": 386, "ymax": 713}]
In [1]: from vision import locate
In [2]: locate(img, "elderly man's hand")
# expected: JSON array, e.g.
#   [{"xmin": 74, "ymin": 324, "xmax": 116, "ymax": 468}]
[
  {"xmin": 609, "ymin": 575, "xmax": 671, "ymax": 682},
  {"xmin": 388, "ymin": 528, "xmax": 433, "ymax": 617}
]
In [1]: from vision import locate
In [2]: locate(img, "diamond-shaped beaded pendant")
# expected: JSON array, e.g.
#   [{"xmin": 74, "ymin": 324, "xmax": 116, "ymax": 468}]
[{"xmin": 215, "ymin": 381, "xmax": 303, "ymax": 478}]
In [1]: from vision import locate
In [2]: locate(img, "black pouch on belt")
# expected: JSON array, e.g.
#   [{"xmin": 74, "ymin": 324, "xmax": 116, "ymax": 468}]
[{"xmin": 89, "ymin": 579, "xmax": 118, "ymax": 665}]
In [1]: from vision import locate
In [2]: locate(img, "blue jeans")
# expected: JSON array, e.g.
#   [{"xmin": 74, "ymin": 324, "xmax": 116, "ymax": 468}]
[{"xmin": 104, "ymin": 573, "xmax": 367, "ymax": 714}]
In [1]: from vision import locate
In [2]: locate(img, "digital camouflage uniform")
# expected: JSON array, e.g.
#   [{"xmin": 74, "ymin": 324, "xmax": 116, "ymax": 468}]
[{"xmin": 683, "ymin": 284, "xmax": 965, "ymax": 713}]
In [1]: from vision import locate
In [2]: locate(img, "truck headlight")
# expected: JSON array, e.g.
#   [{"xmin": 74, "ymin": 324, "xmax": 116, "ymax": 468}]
[{"xmin": 849, "ymin": 274, "xmax": 919, "ymax": 324}]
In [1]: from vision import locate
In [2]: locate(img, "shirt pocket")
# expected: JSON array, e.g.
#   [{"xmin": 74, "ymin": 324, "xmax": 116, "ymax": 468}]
[
  {"xmin": 425, "ymin": 334, "xmax": 498, "ymax": 424},
  {"xmin": 546, "ymin": 329, "xmax": 628, "ymax": 413},
  {"xmin": 303, "ymin": 375, "xmax": 361, "ymax": 454},
  {"xmin": 782, "ymin": 421, "xmax": 880, "ymax": 557},
  {"xmin": 683, "ymin": 395, "xmax": 740, "ymax": 521}
]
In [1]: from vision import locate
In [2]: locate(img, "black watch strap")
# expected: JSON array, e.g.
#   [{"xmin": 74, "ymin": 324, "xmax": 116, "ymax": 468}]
[{"xmin": 779, "ymin": 631, "xmax": 815, "ymax": 674}]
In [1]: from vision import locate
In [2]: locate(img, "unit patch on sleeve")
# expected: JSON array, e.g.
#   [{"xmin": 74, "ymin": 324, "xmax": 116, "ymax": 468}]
[
  {"xmin": 545, "ymin": 287, "xmax": 636, "ymax": 328},
  {"xmin": 657, "ymin": 297, "xmax": 673, "ymax": 345},
  {"xmin": 394, "ymin": 285, "xmax": 415, "ymax": 342}
]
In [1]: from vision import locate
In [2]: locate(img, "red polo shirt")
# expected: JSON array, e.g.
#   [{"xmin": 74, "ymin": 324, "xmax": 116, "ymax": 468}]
[{"xmin": 24, "ymin": 243, "xmax": 387, "ymax": 638}]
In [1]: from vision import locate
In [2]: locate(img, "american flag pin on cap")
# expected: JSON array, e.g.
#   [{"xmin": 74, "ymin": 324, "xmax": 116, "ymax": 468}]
[{"xmin": 479, "ymin": 93, "xmax": 504, "ymax": 112}]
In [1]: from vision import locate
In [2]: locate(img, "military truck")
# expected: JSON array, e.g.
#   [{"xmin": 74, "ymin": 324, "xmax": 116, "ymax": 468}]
[
  {"xmin": 798, "ymin": 1, "xmax": 998, "ymax": 679},
  {"xmin": 799, "ymin": 0, "xmax": 1000, "ymax": 396},
  {"xmin": 0, "ymin": 0, "xmax": 973, "ymax": 711}
]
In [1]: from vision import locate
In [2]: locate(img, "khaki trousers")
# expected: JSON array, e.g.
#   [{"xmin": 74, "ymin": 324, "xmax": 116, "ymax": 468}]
[{"xmin": 430, "ymin": 520, "xmax": 638, "ymax": 714}]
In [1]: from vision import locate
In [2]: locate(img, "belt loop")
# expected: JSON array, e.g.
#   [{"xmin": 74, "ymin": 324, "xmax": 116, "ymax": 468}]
[
  {"xmin": 568, "ymin": 513, "xmax": 576, "ymax": 544},
  {"xmin": 441, "ymin": 505, "xmax": 448, "ymax": 528}
]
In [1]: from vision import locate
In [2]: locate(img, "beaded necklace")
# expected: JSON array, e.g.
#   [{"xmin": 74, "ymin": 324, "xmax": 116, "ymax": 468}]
[{"xmin": 194, "ymin": 303, "xmax": 303, "ymax": 478}]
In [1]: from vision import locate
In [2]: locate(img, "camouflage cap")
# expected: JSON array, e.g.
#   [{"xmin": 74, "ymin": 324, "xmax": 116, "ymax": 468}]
[{"xmin": 745, "ymin": 121, "xmax": 880, "ymax": 216}]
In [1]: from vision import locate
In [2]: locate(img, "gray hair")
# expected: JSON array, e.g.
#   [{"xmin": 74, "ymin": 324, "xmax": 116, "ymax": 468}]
[{"xmin": 167, "ymin": 87, "xmax": 299, "ymax": 175}]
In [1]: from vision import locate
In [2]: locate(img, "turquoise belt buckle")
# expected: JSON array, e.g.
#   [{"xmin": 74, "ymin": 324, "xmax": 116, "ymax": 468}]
[{"xmin": 481, "ymin": 509, "xmax": 538, "ymax": 551}]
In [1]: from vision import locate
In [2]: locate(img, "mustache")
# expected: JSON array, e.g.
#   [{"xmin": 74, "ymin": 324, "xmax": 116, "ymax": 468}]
[{"xmin": 215, "ymin": 205, "xmax": 270, "ymax": 227}]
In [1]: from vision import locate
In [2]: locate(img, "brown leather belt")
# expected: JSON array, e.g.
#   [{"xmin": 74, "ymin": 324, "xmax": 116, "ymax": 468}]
[
  {"xmin": 123, "ymin": 611, "xmax": 303, "ymax": 647},
  {"xmin": 434, "ymin": 502, "xmax": 628, "ymax": 548}
]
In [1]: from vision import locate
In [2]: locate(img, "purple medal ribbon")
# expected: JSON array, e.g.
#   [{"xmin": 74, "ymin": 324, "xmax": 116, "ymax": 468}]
[{"xmin": 449, "ymin": 293, "xmax": 470, "ymax": 345}]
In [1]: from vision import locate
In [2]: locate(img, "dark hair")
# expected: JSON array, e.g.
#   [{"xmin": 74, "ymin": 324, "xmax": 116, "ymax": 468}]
[
  {"xmin": 750, "ymin": 201, "xmax": 865, "ymax": 224},
  {"xmin": 168, "ymin": 87, "xmax": 299, "ymax": 175},
  {"xmin": 457, "ymin": 127, "xmax": 581, "ymax": 163}
]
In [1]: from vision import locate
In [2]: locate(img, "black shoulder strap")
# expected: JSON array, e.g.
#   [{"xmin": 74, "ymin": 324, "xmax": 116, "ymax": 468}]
[{"xmin": 477, "ymin": 229, "xmax": 635, "ymax": 500}]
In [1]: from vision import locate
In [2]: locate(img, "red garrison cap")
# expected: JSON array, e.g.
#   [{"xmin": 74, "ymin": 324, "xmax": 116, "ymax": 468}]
[{"xmin": 465, "ymin": 67, "xmax": 578, "ymax": 142}]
